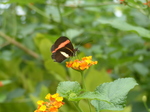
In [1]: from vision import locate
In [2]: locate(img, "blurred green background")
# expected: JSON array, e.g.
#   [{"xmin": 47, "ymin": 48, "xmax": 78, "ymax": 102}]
[{"xmin": 0, "ymin": 0, "xmax": 150, "ymax": 112}]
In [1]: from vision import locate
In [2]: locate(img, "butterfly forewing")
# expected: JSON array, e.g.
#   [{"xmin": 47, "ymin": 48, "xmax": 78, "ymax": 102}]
[{"xmin": 51, "ymin": 36, "xmax": 70, "ymax": 51}]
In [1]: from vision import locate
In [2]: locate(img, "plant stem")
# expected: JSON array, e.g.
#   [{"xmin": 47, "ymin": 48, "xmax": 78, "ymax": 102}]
[
  {"xmin": 87, "ymin": 99, "xmax": 92, "ymax": 112},
  {"xmin": 80, "ymin": 71, "xmax": 93, "ymax": 112},
  {"xmin": 74, "ymin": 102, "xmax": 83, "ymax": 112},
  {"xmin": 27, "ymin": 4, "xmax": 49, "ymax": 18},
  {"xmin": 81, "ymin": 71, "xmax": 86, "ymax": 91},
  {"xmin": 0, "ymin": 31, "xmax": 39, "ymax": 59},
  {"xmin": 143, "ymin": 101, "xmax": 150, "ymax": 112},
  {"xmin": 56, "ymin": 0, "xmax": 66, "ymax": 35},
  {"xmin": 142, "ymin": 95, "xmax": 150, "ymax": 112}
]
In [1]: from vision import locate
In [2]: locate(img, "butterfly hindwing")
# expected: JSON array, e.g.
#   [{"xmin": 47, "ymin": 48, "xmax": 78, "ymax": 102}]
[{"xmin": 51, "ymin": 50, "xmax": 66, "ymax": 63}]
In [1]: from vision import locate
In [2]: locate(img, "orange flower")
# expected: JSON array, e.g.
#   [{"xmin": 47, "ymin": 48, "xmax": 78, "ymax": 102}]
[
  {"xmin": 34, "ymin": 93, "xmax": 64, "ymax": 112},
  {"xmin": 118, "ymin": 0, "xmax": 127, "ymax": 5},
  {"xmin": 107, "ymin": 69, "xmax": 113, "ymax": 74},
  {"xmin": 83, "ymin": 43, "xmax": 92, "ymax": 48},
  {"xmin": 66, "ymin": 56, "xmax": 98, "ymax": 71},
  {"xmin": 48, "ymin": 106, "xmax": 58, "ymax": 112},
  {"xmin": 143, "ymin": 1, "xmax": 150, "ymax": 7},
  {"xmin": 0, "ymin": 81, "xmax": 3, "ymax": 87}
]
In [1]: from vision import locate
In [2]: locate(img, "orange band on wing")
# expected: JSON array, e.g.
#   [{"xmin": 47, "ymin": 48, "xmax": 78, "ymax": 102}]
[{"xmin": 52, "ymin": 40, "xmax": 70, "ymax": 53}]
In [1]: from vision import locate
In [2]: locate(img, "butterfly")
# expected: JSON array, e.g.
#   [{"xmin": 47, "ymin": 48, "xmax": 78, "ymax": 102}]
[{"xmin": 51, "ymin": 36, "xmax": 78, "ymax": 63}]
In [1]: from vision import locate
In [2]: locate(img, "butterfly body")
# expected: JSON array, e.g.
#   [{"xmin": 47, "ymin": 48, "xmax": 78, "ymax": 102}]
[{"xmin": 51, "ymin": 36, "xmax": 77, "ymax": 63}]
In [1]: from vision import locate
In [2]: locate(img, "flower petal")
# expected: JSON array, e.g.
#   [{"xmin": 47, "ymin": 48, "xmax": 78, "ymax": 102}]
[{"xmin": 66, "ymin": 56, "xmax": 98, "ymax": 71}]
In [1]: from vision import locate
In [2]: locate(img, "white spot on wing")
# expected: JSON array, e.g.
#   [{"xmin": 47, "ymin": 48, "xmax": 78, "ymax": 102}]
[{"xmin": 60, "ymin": 51, "xmax": 69, "ymax": 58}]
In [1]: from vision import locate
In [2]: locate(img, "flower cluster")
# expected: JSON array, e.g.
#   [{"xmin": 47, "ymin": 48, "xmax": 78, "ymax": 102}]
[
  {"xmin": 107, "ymin": 69, "xmax": 113, "ymax": 74},
  {"xmin": 34, "ymin": 93, "xmax": 64, "ymax": 112},
  {"xmin": 119, "ymin": 0, "xmax": 125, "ymax": 1},
  {"xmin": 66, "ymin": 56, "xmax": 98, "ymax": 71},
  {"xmin": 118, "ymin": 0, "xmax": 127, "ymax": 5},
  {"xmin": 143, "ymin": 1, "xmax": 150, "ymax": 7},
  {"xmin": 0, "ymin": 81, "xmax": 3, "ymax": 87}
]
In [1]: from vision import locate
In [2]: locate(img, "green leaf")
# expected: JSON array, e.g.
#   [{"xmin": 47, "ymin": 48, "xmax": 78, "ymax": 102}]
[
  {"xmin": 34, "ymin": 33, "xmax": 52, "ymax": 60},
  {"xmin": 30, "ymin": 84, "xmax": 49, "ymax": 106},
  {"xmin": 85, "ymin": 68, "xmax": 112, "ymax": 91},
  {"xmin": 39, "ymin": 85, "xmax": 49, "ymax": 99},
  {"xmin": 65, "ymin": 29, "xmax": 84, "ymax": 39},
  {"xmin": 39, "ymin": 38, "xmax": 52, "ymax": 60},
  {"xmin": 45, "ymin": 60, "xmax": 67, "ymax": 81},
  {"xmin": 45, "ymin": 6, "xmax": 60, "ymax": 22},
  {"xmin": 7, "ymin": 0, "xmax": 45, "ymax": 4},
  {"xmin": 0, "ymin": 50, "xmax": 12, "ymax": 60},
  {"xmin": 6, "ymin": 88, "xmax": 25, "ymax": 101},
  {"xmin": 0, "ymin": 92, "xmax": 7, "ymax": 103},
  {"xmin": 120, "ymin": 34, "xmax": 144, "ymax": 48},
  {"xmin": 91, "ymin": 78, "xmax": 138, "ymax": 111},
  {"xmin": 56, "ymin": 81, "xmax": 82, "ymax": 99},
  {"xmin": 133, "ymin": 62, "xmax": 149, "ymax": 76},
  {"xmin": 69, "ymin": 91, "xmax": 109, "ymax": 102},
  {"xmin": 96, "ymin": 18, "xmax": 150, "ymax": 38}
]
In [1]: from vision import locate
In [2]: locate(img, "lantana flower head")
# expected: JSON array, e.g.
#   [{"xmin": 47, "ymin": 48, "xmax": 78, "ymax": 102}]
[
  {"xmin": 66, "ymin": 56, "xmax": 98, "ymax": 71},
  {"xmin": 0, "ymin": 81, "xmax": 3, "ymax": 87},
  {"xmin": 143, "ymin": 1, "xmax": 150, "ymax": 7},
  {"xmin": 118, "ymin": 0, "xmax": 127, "ymax": 5},
  {"xmin": 34, "ymin": 93, "xmax": 64, "ymax": 112}
]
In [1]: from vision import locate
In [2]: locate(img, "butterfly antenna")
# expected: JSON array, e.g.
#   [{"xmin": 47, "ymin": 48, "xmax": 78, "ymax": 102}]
[
  {"xmin": 74, "ymin": 36, "xmax": 93, "ymax": 59},
  {"xmin": 75, "ymin": 36, "xmax": 88, "ymax": 49},
  {"xmin": 75, "ymin": 36, "xmax": 93, "ymax": 49}
]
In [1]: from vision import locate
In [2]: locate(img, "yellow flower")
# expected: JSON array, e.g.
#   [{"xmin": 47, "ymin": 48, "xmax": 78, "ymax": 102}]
[
  {"xmin": 34, "ymin": 93, "xmax": 64, "ymax": 112},
  {"xmin": 51, "ymin": 93, "xmax": 59, "ymax": 99},
  {"xmin": 45, "ymin": 93, "xmax": 51, "ymax": 99},
  {"xmin": 39, "ymin": 105, "xmax": 46, "ymax": 111},
  {"xmin": 37, "ymin": 100, "xmax": 44, "ymax": 105},
  {"xmin": 66, "ymin": 56, "xmax": 98, "ymax": 71},
  {"xmin": 55, "ymin": 96, "xmax": 63, "ymax": 102}
]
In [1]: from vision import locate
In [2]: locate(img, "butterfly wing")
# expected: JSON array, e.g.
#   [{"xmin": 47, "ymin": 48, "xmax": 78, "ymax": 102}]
[
  {"xmin": 51, "ymin": 36, "xmax": 76, "ymax": 62},
  {"xmin": 51, "ymin": 50, "xmax": 67, "ymax": 63},
  {"xmin": 51, "ymin": 36, "xmax": 73, "ymax": 51}
]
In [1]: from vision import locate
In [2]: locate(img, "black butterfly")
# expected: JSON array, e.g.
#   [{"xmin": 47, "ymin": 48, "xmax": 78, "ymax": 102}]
[{"xmin": 51, "ymin": 36, "xmax": 78, "ymax": 63}]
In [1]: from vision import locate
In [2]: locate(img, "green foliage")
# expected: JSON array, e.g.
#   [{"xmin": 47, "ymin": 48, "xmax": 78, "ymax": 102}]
[
  {"xmin": 57, "ymin": 81, "xmax": 82, "ymax": 99},
  {"xmin": 96, "ymin": 18, "xmax": 150, "ymax": 38},
  {"xmin": 7, "ymin": 0, "xmax": 45, "ymax": 4},
  {"xmin": 0, "ymin": 0, "xmax": 150, "ymax": 112},
  {"xmin": 91, "ymin": 78, "xmax": 138, "ymax": 111},
  {"xmin": 56, "ymin": 78, "xmax": 138, "ymax": 111}
]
